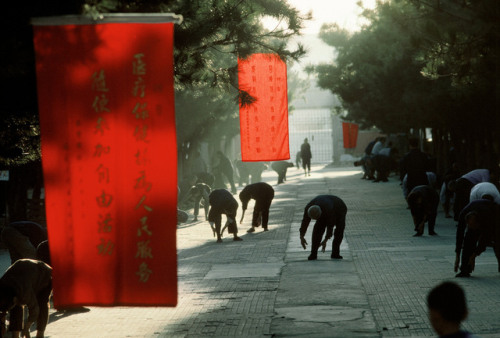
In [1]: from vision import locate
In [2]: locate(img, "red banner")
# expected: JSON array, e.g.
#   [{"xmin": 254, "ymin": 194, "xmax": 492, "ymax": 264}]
[
  {"xmin": 33, "ymin": 20, "xmax": 177, "ymax": 307},
  {"xmin": 238, "ymin": 54, "xmax": 290, "ymax": 161},
  {"xmin": 342, "ymin": 122, "xmax": 359, "ymax": 149}
]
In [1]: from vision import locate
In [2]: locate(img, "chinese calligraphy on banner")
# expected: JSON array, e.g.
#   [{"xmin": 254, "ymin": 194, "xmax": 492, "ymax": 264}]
[
  {"xmin": 238, "ymin": 54, "xmax": 290, "ymax": 161},
  {"xmin": 342, "ymin": 122, "xmax": 359, "ymax": 149},
  {"xmin": 33, "ymin": 18, "xmax": 177, "ymax": 307}
]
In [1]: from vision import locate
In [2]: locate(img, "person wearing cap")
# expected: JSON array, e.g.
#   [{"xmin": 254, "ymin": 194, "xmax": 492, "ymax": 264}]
[
  {"xmin": 239, "ymin": 182, "xmax": 275, "ymax": 233},
  {"xmin": 469, "ymin": 182, "xmax": 500, "ymax": 204},
  {"xmin": 452, "ymin": 168, "xmax": 498, "ymax": 221},
  {"xmin": 208, "ymin": 189, "xmax": 242, "ymax": 243},
  {"xmin": 299, "ymin": 195, "xmax": 347, "ymax": 260}
]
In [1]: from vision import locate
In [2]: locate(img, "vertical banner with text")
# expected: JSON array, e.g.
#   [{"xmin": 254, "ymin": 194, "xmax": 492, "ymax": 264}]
[
  {"xmin": 238, "ymin": 54, "xmax": 290, "ymax": 161},
  {"xmin": 33, "ymin": 17, "xmax": 178, "ymax": 307},
  {"xmin": 342, "ymin": 122, "xmax": 359, "ymax": 149}
]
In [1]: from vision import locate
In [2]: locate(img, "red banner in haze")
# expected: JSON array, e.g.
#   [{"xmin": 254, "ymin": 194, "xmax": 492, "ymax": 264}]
[
  {"xmin": 238, "ymin": 54, "xmax": 290, "ymax": 161},
  {"xmin": 33, "ymin": 20, "xmax": 177, "ymax": 307},
  {"xmin": 342, "ymin": 122, "xmax": 359, "ymax": 149}
]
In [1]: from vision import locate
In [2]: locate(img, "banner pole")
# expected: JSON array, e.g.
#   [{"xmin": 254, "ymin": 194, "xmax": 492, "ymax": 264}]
[{"xmin": 32, "ymin": 13, "xmax": 183, "ymax": 26}]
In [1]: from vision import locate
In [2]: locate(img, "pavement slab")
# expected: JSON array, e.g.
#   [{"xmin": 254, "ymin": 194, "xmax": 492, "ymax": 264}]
[{"xmin": 1, "ymin": 164, "xmax": 500, "ymax": 337}]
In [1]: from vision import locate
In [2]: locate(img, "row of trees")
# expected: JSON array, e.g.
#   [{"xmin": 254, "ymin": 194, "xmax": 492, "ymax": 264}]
[
  {"xmin": 0, "ymin": 0, "xmax": 309, "ymax": 220},
  {"xmin": 311, "ymin": 0, "xmax": 499, "ymax": 174}
]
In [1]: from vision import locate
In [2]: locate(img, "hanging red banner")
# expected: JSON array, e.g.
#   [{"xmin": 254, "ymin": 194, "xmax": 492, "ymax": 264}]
[
  {"xmin": 33, "ymin": 17, "xmax": 178, "ymax": 307},
  {"xmin": 238, "ymin": 54, "xmax": 290, "ymax": 161},
  {"xmin": 342, "ymin": 122, "xmax": 359, "ymax": 149}
]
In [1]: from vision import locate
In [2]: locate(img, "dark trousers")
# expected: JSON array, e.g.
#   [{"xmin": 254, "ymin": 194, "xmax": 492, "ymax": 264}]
[
  {"xmin": 276, "ymin": 169, "xmax": 287, "ymax": 184},
  {"xmin": 454, "ymin": 178, "xmax": 474, "ymax": 221},
  {"xmin": 424, "ymin": 212, "xmax": 437, "ymax": 233},
  {"xmin": 460, "ymin": 229, "xmax": 479, "ymax": 274},
  {"xmin": 222, "ymin": 169, "xmax": 236, "ymax": 192},
  {"xmin": 252, "ymin": 198, "xmax": 272, "ymax": 229},
  {"xmin": 302, "ymin": 158, "xmax": 311, "ymax": 172},
  {"xmin": 8, "ymin": 283, "xmax": 52, "ymax": 333},
  {"xmin": 406, "ymin": 172, "xmax": 429, "ymax": 196},
  {"xmin": 310, "ymin": 214, "xmax": 346, "ymax": 257}
]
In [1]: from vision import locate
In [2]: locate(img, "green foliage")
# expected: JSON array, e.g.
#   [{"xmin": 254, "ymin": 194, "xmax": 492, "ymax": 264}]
[
  {"xmin": 0, "ymin": 0, "xmax": 308, "ymax": 167},
  {"xmin": 310, "ymin": 0, "xmax": 499, "ymax": 169}
]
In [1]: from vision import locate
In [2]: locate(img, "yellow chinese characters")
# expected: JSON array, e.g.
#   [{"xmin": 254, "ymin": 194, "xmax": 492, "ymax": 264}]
[
  {"xmin": 91, "ymin": 69, "xmax": 115, "ymax": 256},
  {"xmin": 132, "ymin": 53, "xmax": 154, "ymax": 283}
]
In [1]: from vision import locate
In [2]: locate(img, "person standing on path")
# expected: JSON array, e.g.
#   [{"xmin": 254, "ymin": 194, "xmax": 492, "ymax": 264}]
[
  {"xmin": 208, "ymin": 189, "xmax": 242, "ymax": 243},
  {"xmin": 299, "ymin": 195, "xmax": 347, "ymax": 261},
  {"xmin": 295, "ymin": 150, "xmax": 302, "ymax": 169},
  {"xmin": 300, "ymin": 138, "xmax": 312, "ymax": 176},
  {"xmin": 399, "ymin": 137, "xmax": 430, "ymax": 198},
  {"xmin": 239, "ymin": 182, "xmax": 275, "ymax": 233},
  {"xmin": 213, "ymin": 151, "xmax": 237, "ymax": 194}
]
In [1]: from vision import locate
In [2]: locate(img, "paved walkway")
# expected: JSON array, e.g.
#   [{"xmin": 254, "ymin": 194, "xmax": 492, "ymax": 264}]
[{"xmin": 2, "ymin": 164, "xmax": 500, "ymax": 337}]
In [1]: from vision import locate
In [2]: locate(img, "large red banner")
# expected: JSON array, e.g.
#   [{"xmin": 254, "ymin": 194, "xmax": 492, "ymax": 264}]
[
  {"xmin": 342, "ymin": 122, "xmax": 359, "ymax": 149},
  {"xmin": 33, "ymin": 20, "xmax": 177, "ymax": 307},
  {"xmin": 238, "ymin": 54, "xmax": 290, "ymax": 161}
]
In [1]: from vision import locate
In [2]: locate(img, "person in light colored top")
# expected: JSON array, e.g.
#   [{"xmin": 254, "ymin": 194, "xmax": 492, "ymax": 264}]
[
  {"xmin": 469, "ymin": 182, "xmax": 500, "ymax": 204},
  {"xmin": 453, "ymin": 168, "xmax": 498, "ymax": 221}
]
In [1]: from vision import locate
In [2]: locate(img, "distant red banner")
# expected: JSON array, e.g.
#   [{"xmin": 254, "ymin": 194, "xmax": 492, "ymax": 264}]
[
  {"xmin": 342, "ymin": 122, "xmax": 359, "ymax": 149},
  {"xmin": 33, "ymin": 21, "xmax": 177, "ymax": 307},
  {"xmin": 238, "ymin": 54, "xmax": 290, "ymax": 161}
]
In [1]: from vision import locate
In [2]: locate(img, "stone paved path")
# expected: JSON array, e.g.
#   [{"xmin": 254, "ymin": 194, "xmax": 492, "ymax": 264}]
[{"xmin": 1, "ymin": 164, "xmax": 500, "ymax": 337}]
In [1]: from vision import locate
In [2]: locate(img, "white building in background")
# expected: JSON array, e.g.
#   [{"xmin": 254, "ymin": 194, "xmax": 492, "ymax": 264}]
[
  {"xmin": 288, "ymin": 81, "xmax": 344, "ymax": 165},
  {"xmin": 286, "ymin": 33, "xmax": 347, "ymax": 165}
]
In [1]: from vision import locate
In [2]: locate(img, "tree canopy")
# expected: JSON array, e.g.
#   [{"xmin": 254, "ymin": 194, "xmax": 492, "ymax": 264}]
[
  {"xmin": 0, "ymin": 0, "xmax": 309, "ymax": 221},
  {"xmin": 0, "ymin": 0, "xmax": 309, "ymax": 166},
  {"xmin": 310, "ymin": 0, "xmax": 499, "ymax": 172}
]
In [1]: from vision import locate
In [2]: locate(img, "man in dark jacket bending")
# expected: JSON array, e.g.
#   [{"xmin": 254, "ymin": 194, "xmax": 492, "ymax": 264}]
[
  {"xmin": 208, "ymin": 189, "xmax": 242, "ymax": 243},
  {"xmin": 239, "ymin": 182, "xmax": 275, "ymax": 233},
  {"xmin": 0, "ymin": 259, "xmax": 52, "ymax": 338},
  {"xmin": 299, "ymin": 195, "xmax": 347, "ymax": 261},
  {"xmin": 407, "ymin": 185, "xmax": 439, "ymax": 236},
  {"xmin": 454, "ymin": 198, "xmax": 499, "ymax": 277}
]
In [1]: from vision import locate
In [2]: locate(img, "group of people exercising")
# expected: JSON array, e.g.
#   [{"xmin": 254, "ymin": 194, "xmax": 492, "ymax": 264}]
[{"xmin": 186, "ymin": 180, "xmax": 347, "ymax": 259}]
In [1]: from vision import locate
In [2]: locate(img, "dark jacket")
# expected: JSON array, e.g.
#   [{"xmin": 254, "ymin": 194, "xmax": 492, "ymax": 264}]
[
  {"xmin": 239, "ymin": 182, "xmax": 275, "ymax": 211},
  {"xmin": 455, "ymin": 199, "xmax": 497, "ymax": 255},
  {"xmin": 208, "ymin": 189, "xmax": 238, "ymax": 222},
  {"xmin": 300, "ymin": 195, "xmax": 347, "ymax": 239},
  {"xmin": 399, "ymin": 148, "xmax": 430, "ymax": 187},
  {"xmin": 0, "ymin": 259, "xmax": 52, "ymax": 324},
  {"xmin": 5, "ymin": 221, "xmax": 47, "ymax": 248},
  {"xmin": 407, "ymin": 185, "xmax": 439, "ymax": 224},
  {"xmin": 300, "ymin": 142, "xmax": 312, "ymax": 160}
]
